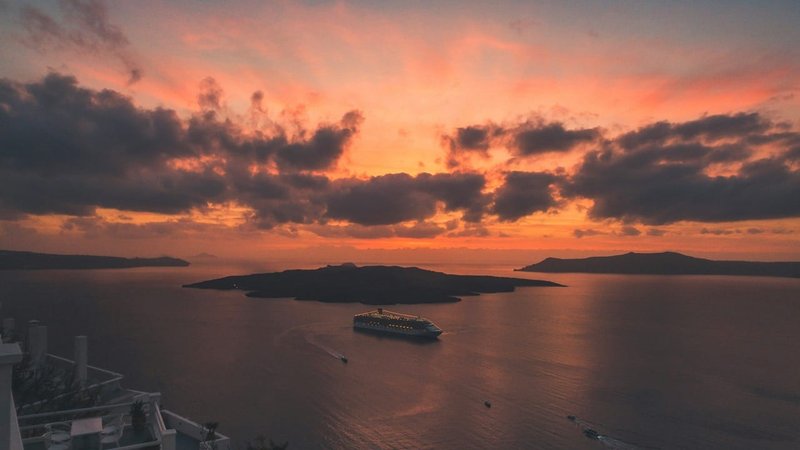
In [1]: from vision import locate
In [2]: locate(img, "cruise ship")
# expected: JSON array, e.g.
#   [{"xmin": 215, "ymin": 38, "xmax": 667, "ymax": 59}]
[{"xmin": 353, "ymin": 308, "xmax": 443, "ymax": 338}]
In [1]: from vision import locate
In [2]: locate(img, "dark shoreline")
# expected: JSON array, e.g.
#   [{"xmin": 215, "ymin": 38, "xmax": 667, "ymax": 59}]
[
  {"xmin": 519, "ymin": 251, "xmax": 800, "ymax": 278},
  {"xmin": 0, "ymin": 249, "xmax": 190, "ymax": 270},
  {"xmin": 184, "ymin": 263, "xmax": 563, "ymax": 304}
]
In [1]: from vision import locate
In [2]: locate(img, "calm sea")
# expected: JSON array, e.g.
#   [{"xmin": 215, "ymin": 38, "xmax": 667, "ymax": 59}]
[{"xmin": 1, "ymin": 261, "xmax": 799, "ymax": 449}]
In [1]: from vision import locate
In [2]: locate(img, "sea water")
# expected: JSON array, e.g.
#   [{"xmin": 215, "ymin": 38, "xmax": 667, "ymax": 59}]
[{"xmin": 1, "ymin": 262, "xmax": 799, "ymax": 449}]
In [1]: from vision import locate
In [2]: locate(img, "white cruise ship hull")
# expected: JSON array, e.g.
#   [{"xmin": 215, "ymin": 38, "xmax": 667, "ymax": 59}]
[{"xmin": 353, "ymin": 321, "xmax": 442, "ymax": 338}]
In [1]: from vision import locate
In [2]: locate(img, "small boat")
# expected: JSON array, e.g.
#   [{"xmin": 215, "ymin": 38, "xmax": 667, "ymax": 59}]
[
  {"xmin": 484, "ymin": 401, "xmax": 492, "ymax": 408},
  {"xmin": 340, "ymin": 356, "xmax": 348, "ymax": 363},
  {"xmin": 583, "ymin": 428, "xmax": 601, "ymax": 440}
]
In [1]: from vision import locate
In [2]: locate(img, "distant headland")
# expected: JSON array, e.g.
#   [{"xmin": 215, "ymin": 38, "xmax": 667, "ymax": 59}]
[
  {"xmin": 191, "ymin": 252, "xmax": 218, "ymax": 259},
  {"xmin": 0, "ymin": 249, "xmax": 190, "ymax": 270},
  {"xmin": 184, "ymin": 263, "xmax": 563, "ymax": 304},
  {"xmin": 518, "ymin": 252, "xmax": 800, "ymax": 278}
]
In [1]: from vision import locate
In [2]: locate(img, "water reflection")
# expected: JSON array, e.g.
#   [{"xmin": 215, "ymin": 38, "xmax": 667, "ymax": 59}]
[{"xmin": 1, "ymin": 265, "xmax": 799, "ymax": 449}]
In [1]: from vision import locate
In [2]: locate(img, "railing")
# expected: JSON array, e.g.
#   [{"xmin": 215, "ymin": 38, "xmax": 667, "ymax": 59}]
[
  {"xmin": 47, "ymin": 353, "xmax": 124, "ymax": 379},
  {"xmin": 18, "ymin": 400, "xmax": 131, "ymax": 424},
  {"xmin": 15, "ymin": 353, "xmax": 125, "ymax": 415},
  {"xmin": 152, "ymin": 402, "xmax": 178, "ymax": 450},
  {"xmin": 10, "ymin": 346, "xmax": 229, "ymax": 450},
  {"xmin": 20, "ymin": 417, "xmax": 162, "ymax": 449},
  {"xmin": 153, "ymin": 403, "xmax": 168, "ymax": 434},
  {"xmin": 161, "ymin": 409, "xmax": 232, "ymax": 450},
  {"xmin": 19, "ymin": 395, "xmax": 164, "ymax": 450}
]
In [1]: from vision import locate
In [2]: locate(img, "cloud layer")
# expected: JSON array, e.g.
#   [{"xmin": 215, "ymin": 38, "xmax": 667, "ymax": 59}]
[
  {"xmin": 564, "ymin": 114, "xmax": 800, "ymax": 224},
  {"xmin": 446, "ymin": 113, "xmax": 800, "ymax": 225},
  {"xmin": 0, "ymin": 73, "xmax": 362, "ymax": 223},
  {"xmin": 0, "ymin": 73, "xmax": 499, "ymax": 234},
  {"xmin": 443, "ymin": 119, "xmax": 600, "ymax": 168},
  {"xmin": 1, "ymin": 73, "xmax": 798, "ymax": 241}
]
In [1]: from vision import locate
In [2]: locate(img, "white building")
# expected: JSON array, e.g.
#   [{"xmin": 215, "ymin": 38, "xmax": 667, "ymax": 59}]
[{"xmin": 1, "ymin": 319, "xmax": 230, "ymax": 450}]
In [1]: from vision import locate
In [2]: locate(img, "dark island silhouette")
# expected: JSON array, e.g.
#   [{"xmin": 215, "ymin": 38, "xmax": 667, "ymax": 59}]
[
  {"xmin": 0, "ymin": 249, "xmax": 190, "ymax": 270},
  {"xmin": 184, "ymin": 263, "xmax": 564, "ymax": 304},
  {"xmin": 518, "ymin": 251, "xmax": 800, "ymax": 278}
]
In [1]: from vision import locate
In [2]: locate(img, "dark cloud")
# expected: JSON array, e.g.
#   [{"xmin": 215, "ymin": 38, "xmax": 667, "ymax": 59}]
[
  {"xmin": 0, "ymin": 74, "xmax": 190, "ymax": 176},
  {"xmin": 250, "ymin": 90, "xmax": 265, "ymax": 112},
  {"xmin": 672, "ymin": 113, "xmax": 770, "ymax": 141},
  {"xmin": 694, "ymin": 226, "xmax": 793, "ymax": 236},
  {"xmin": 616, "ymin": 122, "xmax": 671, "ymax": 151},
  {"xmin": 4, "ymin": 73, "xmax": 800, "ymax": 237},
  {"xmin": 573, "ymin": 228, "xmax": 606, "ymax": 238},
  {"xmin": 647, "ymin": 228, "xmax": 667, "ymax": 237},
  {"xmin": 568, "ymin": 153, "xmax": 800, "ymax": 224},
  {"xmin": 20, "ymin": 6, "xmax": 63, "ymax": 47},
  {"xmin": 307, "ymin": 222, "xmax": 446, "ymax": 239},
  {"xmin": 0, "ymin": 168, "xmax": 227, "ymax": 216},
  {"xmin": 617, "ymin": 113, "xmax": 771, "ymax": 150},
  {"xmin": 0, "ymin": 73, "xmax": 220, "ymax": 215},
  {"xmin": 442, "ymin": 119, "xmax": 598, "ymax": 166},
  {"xmin": 63, "ymin": 0, "xmax": 127, "ymax": 44},
  {"xmin": 441, "ymin": 112, "xmax": 795, "ymax": 223},
  {"xmin": 617, "ymin": 226, "xmax": 641, "ymax": 236},
  {"xmin": 324, "ymin": 172, "xmax": 488, "ymax": 226},
  {"xmin": 491, "ymin": 171, "xmax": 560, "ymax": 221},
  {"xmin": 0, "ymin": 73, "xmax": 359, "ymax": 221},
  {"xmin": 394, "ymin": 222, "xmax": 447, "ymax": 238},
  {"xmin": 276, "ymin": 110, "xmax": 363, "ymax": 172},
  {"xmin": 656, "ymin": 143, "xmax": 711, "ymax": 162},
  {"xmin": 442, "ymin": 124, "xmax": 503, "ymax": 167},
  {"xmin": 312, "ymin": 224, "xmax": 396, "ymax": 239},
  {"xmin": 229, "ymin": 174, "xmax": 333, "ymax": 230},
  {"xmin": 447, "ymin": 225, "xmax": 491, "ymax": 238},
  {"xmin": 60, "ymin": 215, "xmax": 227, "ymax": 239},
  {"xmin": 706, "ymin": 145, "xmax": 751, "ymax": 163},
  {"xmin": 198, "ymin": 77, "xmax": 225, "ymax": 112},
  {"xmin": 20, "ymin": 0, "xmax": 143, "ymax": 84},
  {"xmin": 416, "ymin": 172, "xmax": 488, "ymax": 222},
  {"xmin": 241, "ymin": 187, "xmax": 326, "ymax": 230},
  {"xmin": 512, "ymin": 121, "xmax": 600, "ymax": 156},
  {"xmin": 0, "ymin": 73, "xmax": 476, "ymax": 235},
  {"xmin": 564, "ymin": 112, "xmax": 800, "ymax": 225},
  {"xmin": 449, "ymin": 126, "xmax": 495, "ymax": 153},
  {"xmin": 700, "ymin": 228, "xmax": 736, "ymax": 235},
  {"xmin": 785, "ymin": 146, "xmax": 800, "ymax": 161}
]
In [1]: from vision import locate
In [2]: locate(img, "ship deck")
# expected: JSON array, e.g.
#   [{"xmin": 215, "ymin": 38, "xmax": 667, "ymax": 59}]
[{"xmin": 355, "ymin": 309, "xmax": 426, "ymax": 321}]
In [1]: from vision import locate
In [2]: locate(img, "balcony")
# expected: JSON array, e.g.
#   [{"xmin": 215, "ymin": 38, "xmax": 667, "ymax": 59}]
[
  {"xmin": 3, "ymin": 322, "xmax": 230, "ymax": 450},
  {"xmin": 18, "ymin": 394, "xmax": 230, "ymax": 450}
]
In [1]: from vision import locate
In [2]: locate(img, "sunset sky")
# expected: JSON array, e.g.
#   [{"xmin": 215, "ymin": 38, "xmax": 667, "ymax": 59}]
[{"xmin": 0, "ymin": 0, "xmax": 798, "ymax": 262}]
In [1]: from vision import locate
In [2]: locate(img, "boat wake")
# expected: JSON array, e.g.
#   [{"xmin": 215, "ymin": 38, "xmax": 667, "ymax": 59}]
[
  {"xmin": 305, "ymin": 333, "xmax": 348, "ymax": 362},
  {"xmin": 272, "ymin": 322, "xmax": 327, "ymax": 347},
  {"xmin": 567, "ymin": 416, "xmax": 660, "ymax": 450}
]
